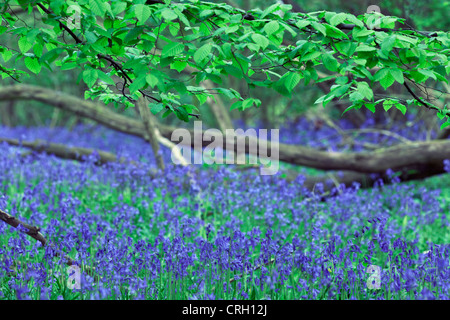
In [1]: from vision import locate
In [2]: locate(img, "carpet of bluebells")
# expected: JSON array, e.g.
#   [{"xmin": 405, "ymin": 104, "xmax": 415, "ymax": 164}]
[{"xmin": 1, "ymin": 115, "xmax": 450, "ymax": 300}]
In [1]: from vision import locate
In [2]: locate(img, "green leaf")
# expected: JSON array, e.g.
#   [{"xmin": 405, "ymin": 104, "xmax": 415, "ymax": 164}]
[
  {"xmin": 355, "ymin": 44, "xmax": 376, "ymax": 52},
  {"xmin": 170, "ymin": 60, "xmax": 187, "ymax": 73},
  {"xmin": 391, "ymin": 68, "xmax": 404, "ymax": 84},
  {"xmin": 380, "ymin": 17, "xmax": 397, "ymax": 29},
  {"xmin": 175, "ymin": 106, "xmax": 189, "ymax": 122},
  {"xmin": 356, "ymin": 81, "xmax": 373, "ymax": 100},
  {"xmin": 161, "ymin": 42, "xmax": 184, "ymax": 58},
  {"xmin": 261, "ymin": 3, "xmax": 281, "ymax": 19},
  {"xmin": 225, "ymin": 25, "xmax": 239, "ymax": 34},
  {"xmin": 349, "ymin": 91, "xmax": 364, "ymax": 102},
  {"xmin": 173, "ymin": 82, "xmax": 187, "ymax": 95},
  {"xmin": 409, "ymin": 70, "xmax": 427, "ymax": 83},
  {"xmin": 440, "ymin": 120, "xmax": 450, "ymax": 130},
  {"xmin": 229, "ymin": 57, "xmax": 247, "ymax": 77},
  {"xmin": 199, "ymin": 10, "xmax": 214, "ymax": 19},
  {"xmin": 417, "ymin": 69, "xmax": 437, "ymax": 81},
  {"xmin": 264, "ymin": 21, "xmax": 279, "ymax": 35},
  {"xmin": 26, "ymin": 30, "xmax": 41, "ymax": 43},
  {"xmin": 129, "ymin": 74, "xmax": 147, "ymax": 93},
  {"xmin": 223, "ymin": 65, "xmax": 243, "ymax": 79},
  {"xmin": 395, "ymin": 103, "xmax": 407, "ymax": 115},
  {"xmin": 383, "ymin": 99, "xmax": 395, "ymax": 111},
  {"xmin": 205, "ymin": 73, "xmax": 222, "ymax": 84},
  {"xmin": 437, "ymin": 111, "xmax": 446, "ymax": 120},
  {"xmin": 375, "ymin": 69, "xmax": 395, "ymax": 90},
  {"xmin": 112, "ymin": 1, "xmax": 127, "ymax": 15},
  {"xmin": 24, "ymin": 57, "xmax": 41, "ymax": 74},
  {"xmin": 396, "ymin": 34, "xmax": 417, "ymax": 46},
  {"xmin": 215, "ymin": 88, "xmax": 235, "ymax": 100},
  {"xmin": 60, "ymin": 62, "xmax": 78, "ymax": 71},
  {"xmin": 283, "ymin": 72, "xmax": 301, "ymax": 93},
  {"xmin": 322, "ymin": 53, "xmax": 339, "ymax": 72},
  {"xmin": 33, "ymin": 42, "xmax": 44, "ymax": 57},
  {"xmin": 331, "ymin": 83, "xmax": 351, "ymax": 97},
  {"xmin": 295, "ymin": 20, "xmax": 310, "ymax": 29},
  {"xmin": 97, "ymin": 70, "xmax": 115, "ymax": 85},
  {"xmin": 242, "ymin": 98, "xmax": 261, "ymax": 110},
  {"xmin": 251, "ymin": 34, "xmax": 269, "ymax": 50},
  {"xmin": 330, "ymin": 13, "xmax": 347, "ymax": 26},
  {"xmin": 380, "ymin": 35, "xmax": 396, "ymax": 57},
  {"xmin": 135, "ymin": 4, "xmax": 151, "ymax": 24},
  {"xmin": 353, "ymin": 27, "xmax": 374, "ymax": 38},
  {"xmin": 150, "ymin": 103, "xmax": 165, "ymax": 115},
  {"xmin": 183, "ymin": 104, "xmax": 198, "ymax": 113},
  {"xmin": 161, "ymin": 109, "xmax": 172, "ymax": 118},
  {"xmin": 221, "ymin": 42, "xmax": 232, "ymax": 59},
  {"xmin": 345, "ymin": 14, "xmax": 364, "ymax": 27},
  {"xmin": 314, "ymin": 93, "xmax": 335, "ymax": 107},
  {"xmin": 2, "ymin": 50, "xmax": 12, "ymax": 62},
  {"xmin": 169, "ymin": 23, "xmax": 180, "ymax": 36},
  {"xmin": 365, "ymin": 102, "xmax": 376, "ymax": 113},
  {"xmin": 374, "ymin": 68, "xmax": 388, "ymax": 81},
  {"xmin": 173, "ymin": 8, "xmax": 190, "ymax": 26},
  {"xmin": 380, "ymin": 72, "xmax": 395, "ymax": 89},
  {"xmin": 301, "ymin": 51, "xmax": 322, "ymax": 63},
  {"xmin": 334, "ymin": 42, "xmax": 357, "ymax": 57},
  {"xmin": 336, "ymin": 76, "xmax": 349, "ymax": 85},
  {"xmin": 124, "ymin": 26, "xmax": 144, "ymax": 44},
  {"xmin": 230, "ymin": 100, "xmax": 242, "ymax": 110},
  {"xmin": 311, "ymin": 22, "xmax": 326, "ymax": 36},
  {"xmin": 194, "ymin": 92, "xmax": 208, "ymax": 105},
  {"xmin": 18, "ymin": 36, "xmax": 32, "ymax": 53},
  {"xmin": 84, "ymin": 31, "xmax": 98, "ymax": 44},
  {"xmin": 90, "ymin": 0, "xmax": 106, "ymax": 17},
  {"xmin": 83, "ymin": 68, "xmax": 98, "ymax": 87},
  {"xmin": 342, "ymin": 105, "xmax": 357, "ymax": 114},
  {"xmin": 325, "ymin": 24, "xmax": 349, "ymax": 39},
  {"xmin": 194, "ymin": 43, "xmax": 212, "ymax": 65},
  {"xmin": 161, "ymin": 8, "xmax": 178, "ymax": 21}
]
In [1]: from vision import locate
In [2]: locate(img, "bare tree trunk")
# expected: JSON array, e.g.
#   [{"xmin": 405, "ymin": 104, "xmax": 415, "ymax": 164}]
[
  {"xmin": 136, "ymin": 97, "xmax": 165, "ymax": 171},
  {"xmin": 0, "ymin": 100, "xmax": 14, "ymax": 126},
  {"xmin": 260, "ymin": 103, "xmax": 270, "ymax": 129},
  {"xmin": 202, "ymin": 80, "xmax": 234, "ymax": 133},
  {"xmin": 49, "ymin": 108, "xmax": 60, "ymax": 128}
]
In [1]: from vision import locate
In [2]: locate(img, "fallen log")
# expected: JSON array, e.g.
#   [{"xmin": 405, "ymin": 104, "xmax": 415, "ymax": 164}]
[
  {"xmin": 0, "ymin": 135, "xmax": 446, "ymax": 193},
  {"xmin": 0, "ymin": 137, "xmax": 133, "ymax": 165},
  {"xmin": 0, "ymin": 84, "xmax": 449, "ymax": 175}
]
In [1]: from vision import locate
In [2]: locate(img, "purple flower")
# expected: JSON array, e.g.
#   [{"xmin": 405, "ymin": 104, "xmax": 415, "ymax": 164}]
[
  {"xmin": 380, "ymin": 241, "xmax": 390, "ymax": 253},
  {"xmin": 418, "ymin": 287, "xmax": 436, "ymax": 300},
  {"xmin": 444, "ymin": 159, "xmax": 450, "ymax": 173}
]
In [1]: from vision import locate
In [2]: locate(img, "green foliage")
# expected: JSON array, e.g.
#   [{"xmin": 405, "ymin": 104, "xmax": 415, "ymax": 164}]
[{"xmin": 0, "ymin": 0, "xmax": 449, "ymax": 123}]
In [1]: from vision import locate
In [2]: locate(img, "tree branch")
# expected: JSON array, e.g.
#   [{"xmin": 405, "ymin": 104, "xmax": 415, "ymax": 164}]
[
  {"xmin": 136, "ymin": 97, "xmax": 165, "ymax": 170},
  {"xmin": 0, "ymin": 208, "xmax": 47, "ymax": 246},
  {"xmin": 0, "ymin": 207, "xmax": 101, "ymax": 281}
]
